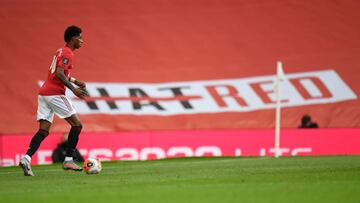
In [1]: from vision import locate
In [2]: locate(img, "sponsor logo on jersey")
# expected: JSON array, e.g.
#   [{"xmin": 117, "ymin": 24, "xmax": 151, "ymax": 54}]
[{"xmin": 63, "ymin": 58, "xmax": 69, "ymax": 65}]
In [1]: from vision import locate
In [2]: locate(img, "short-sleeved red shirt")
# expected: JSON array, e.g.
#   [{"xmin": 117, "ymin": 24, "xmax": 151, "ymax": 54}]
[{"xmin": 39, "ymin": 45, "xmax": 74, "ymax": 95}]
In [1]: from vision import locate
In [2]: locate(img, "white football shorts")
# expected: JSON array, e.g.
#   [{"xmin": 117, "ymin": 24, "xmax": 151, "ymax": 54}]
[{"xmin": 37, "ymin": 95, "xmax": 77, "ymax": 122}]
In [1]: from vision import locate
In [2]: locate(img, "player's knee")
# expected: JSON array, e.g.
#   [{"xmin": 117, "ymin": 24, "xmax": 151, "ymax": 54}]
[
  {"xmin": 39, "ymin": 119, "xmax": 51, "ymax": 132},
  {"xmin": 76, "ymin": 123, "xmax": 83, "ymax": 129},
  {"xmin": 71, "ymin": 124, "xmax": 83, "ymax": 131},
  {"xmin": 71, "ymin": 119, "xmax": 83, "ymax": 128}
]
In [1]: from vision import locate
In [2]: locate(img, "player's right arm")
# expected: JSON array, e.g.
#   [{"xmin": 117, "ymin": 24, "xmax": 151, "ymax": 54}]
[{"xmin": 55, "ymin": 67, "xmax": 89, "ymax": 99}]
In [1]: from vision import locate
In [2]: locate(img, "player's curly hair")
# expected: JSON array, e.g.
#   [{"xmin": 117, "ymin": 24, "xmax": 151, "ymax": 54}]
[{"xmin": 64, "ymin": 25, "xmax": 82, "ymax": 42}]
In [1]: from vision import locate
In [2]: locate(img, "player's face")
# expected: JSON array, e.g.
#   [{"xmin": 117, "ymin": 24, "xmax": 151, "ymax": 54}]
[{"xmin": 73, "ymin": 34, "xmax": 83, "ymax": 49}]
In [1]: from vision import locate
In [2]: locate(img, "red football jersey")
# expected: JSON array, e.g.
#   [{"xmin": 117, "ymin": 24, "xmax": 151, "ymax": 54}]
[{"xmin": 39, "ymin": 45, "xmax": 74, "ymax": 95}]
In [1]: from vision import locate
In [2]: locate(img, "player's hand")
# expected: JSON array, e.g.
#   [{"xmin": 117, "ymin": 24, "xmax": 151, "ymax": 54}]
[
  {"xmin": 73, "ymin": 87, "xmax": 89, "ymax": 99},
  {"xmin": 75, "ymin": 80, "xmax": 86, "ymax": 89}
]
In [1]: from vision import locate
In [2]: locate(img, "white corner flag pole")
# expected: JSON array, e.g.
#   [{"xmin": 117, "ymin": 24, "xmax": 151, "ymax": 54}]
[{"xmin": 274, "ymin": 61, "xmax": 285, "ymax": 158}]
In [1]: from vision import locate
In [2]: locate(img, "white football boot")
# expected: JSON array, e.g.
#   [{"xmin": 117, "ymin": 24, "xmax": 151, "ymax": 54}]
[{"xmin": 19, "ymin": 158, "xmax": 34, "ymax": 176}]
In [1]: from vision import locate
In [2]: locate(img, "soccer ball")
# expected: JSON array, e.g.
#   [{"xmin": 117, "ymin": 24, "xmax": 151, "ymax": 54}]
[{"xmin": 83, "ymin": 158, "xmax": 102, "ymax": 174}]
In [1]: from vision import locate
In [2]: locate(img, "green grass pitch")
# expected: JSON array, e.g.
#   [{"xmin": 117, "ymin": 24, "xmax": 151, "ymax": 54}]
[{"xmin": 0, "ymin": 156, "xmax": 359, "ymax": 203}]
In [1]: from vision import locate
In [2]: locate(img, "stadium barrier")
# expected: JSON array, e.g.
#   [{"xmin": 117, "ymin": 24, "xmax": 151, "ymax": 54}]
[{"xmin": 1, "ymin": 128, "xmax": 359, "ymax": 167}]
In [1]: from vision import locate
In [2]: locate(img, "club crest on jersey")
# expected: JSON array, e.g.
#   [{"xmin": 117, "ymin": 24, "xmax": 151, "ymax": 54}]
[{"xmin": 63, "ymin": 58, "xmax": 69, "ymax": 65}]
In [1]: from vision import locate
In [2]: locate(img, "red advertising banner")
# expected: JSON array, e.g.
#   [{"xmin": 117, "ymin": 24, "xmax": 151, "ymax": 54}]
[{"xmin": 1, "ymin": 129, "xmax": 359, "ymax": 167}]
